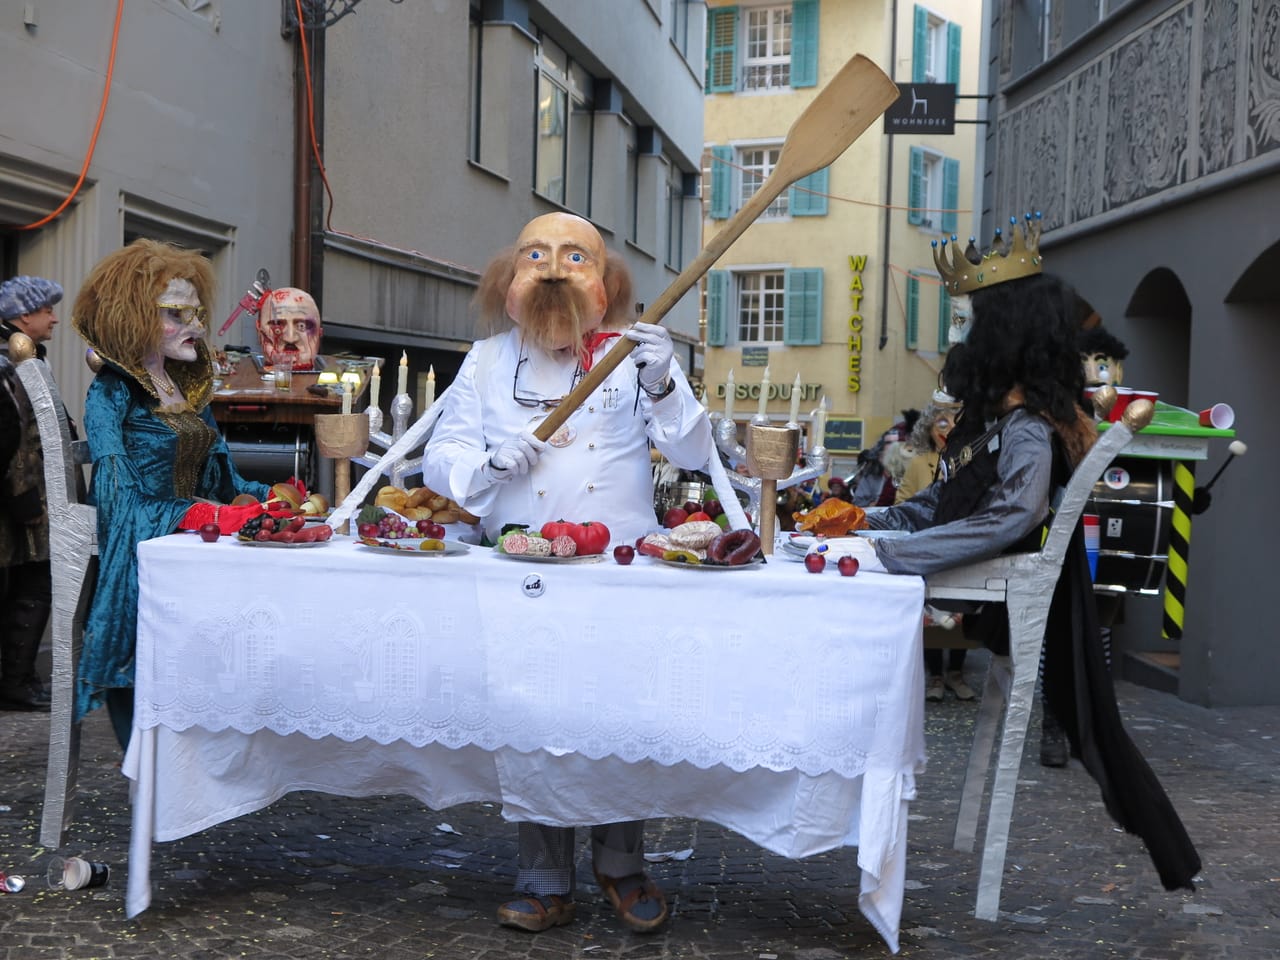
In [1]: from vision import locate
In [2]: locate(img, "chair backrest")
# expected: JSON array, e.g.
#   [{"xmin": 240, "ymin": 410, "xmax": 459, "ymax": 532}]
[
  {"xmin": 1038, "ymin": 417, "xmax": 1136, "ymax": 568},
  {"xmin": 12, "ymin": 348, "xmax": 96, "ymax": 540}
]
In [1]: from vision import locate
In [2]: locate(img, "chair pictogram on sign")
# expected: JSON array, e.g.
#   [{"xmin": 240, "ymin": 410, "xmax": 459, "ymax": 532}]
[{"xmin": 910, "ymin": 87, "xmax": 928, "ymax": 116}]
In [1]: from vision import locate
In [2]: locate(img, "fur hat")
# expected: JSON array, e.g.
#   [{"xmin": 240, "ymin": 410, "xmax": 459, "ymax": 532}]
[{"xmin": 0, "ymin": 275, "xmax": 64, "ymax": 321}]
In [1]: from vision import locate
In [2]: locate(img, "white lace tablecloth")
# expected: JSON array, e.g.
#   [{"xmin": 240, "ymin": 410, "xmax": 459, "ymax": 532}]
[{"xmin": 125, "ymin": 534, "xmax": 926, "ymax": 950}]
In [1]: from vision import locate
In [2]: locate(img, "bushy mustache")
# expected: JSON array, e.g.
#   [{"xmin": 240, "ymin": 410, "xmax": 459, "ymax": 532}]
[{"xmin": 519, "ymin": 280, "xmax": 590, "ymax": 351}]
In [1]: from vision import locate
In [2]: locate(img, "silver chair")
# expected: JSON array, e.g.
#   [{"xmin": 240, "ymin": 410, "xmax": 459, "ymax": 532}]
[
  {"xmin": 10, "ymin": 333, "xmax": 97, "ymax": 849},
  {"xmin": 923, "ymin": 396, "xmax": 1149, "ymax": 920}
]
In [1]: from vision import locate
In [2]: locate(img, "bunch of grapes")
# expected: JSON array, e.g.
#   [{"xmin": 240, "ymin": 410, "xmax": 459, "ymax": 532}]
[
  {"xmin": 376, "ymin": 513, "xmax": 413, "ymax": 539},
  {"xmin": 237, "ymin": 514, "xmax": 267, "ymax": 542}
]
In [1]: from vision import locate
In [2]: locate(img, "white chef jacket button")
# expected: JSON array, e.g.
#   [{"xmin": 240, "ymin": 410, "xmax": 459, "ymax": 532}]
[
  {"xmin": 588, "ymin": 405, "xmax": 595, "ymax": 412},
  {"xmin": 587, "ymin": 483, "xmax": 595, "ymax": 492},
  {"xmin": 588, "ymin": 442, "xmax": 596, "ymax": 449},
  {"xmin": 537, "ymin": 489, "xmax": 547, "ymax": 497}
]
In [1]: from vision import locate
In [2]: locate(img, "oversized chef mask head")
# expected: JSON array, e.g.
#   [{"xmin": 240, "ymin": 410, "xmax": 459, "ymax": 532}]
[
  {"xmin": 259, "ymin": 287, "xmax": 322, "ymax": 370},
  {"xmin": 475, "ymin": 212, "xmax": 633, "ymax": 353}
]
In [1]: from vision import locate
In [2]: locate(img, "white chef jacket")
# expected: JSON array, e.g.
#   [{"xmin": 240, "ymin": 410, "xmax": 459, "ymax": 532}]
[{"xmin": 423, "ymin": 329, "xmax": 712, "ymax": 547}]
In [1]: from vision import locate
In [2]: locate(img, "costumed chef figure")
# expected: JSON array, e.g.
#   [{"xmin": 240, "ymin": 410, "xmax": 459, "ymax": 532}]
[{"xmin": 422, "ymin": 212, "xmax": 711, "ymax": 934}]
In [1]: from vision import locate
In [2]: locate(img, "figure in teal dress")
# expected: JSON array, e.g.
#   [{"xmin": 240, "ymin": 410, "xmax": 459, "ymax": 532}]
[{"xmin": 71, "ymin": 240, "xmax": 274, "ymax": 748}]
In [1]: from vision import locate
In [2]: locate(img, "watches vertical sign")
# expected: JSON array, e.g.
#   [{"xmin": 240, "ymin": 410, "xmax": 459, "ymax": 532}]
[{"xmin": 848, "ymin": 255, "xmax": 866, "ymax": 393}]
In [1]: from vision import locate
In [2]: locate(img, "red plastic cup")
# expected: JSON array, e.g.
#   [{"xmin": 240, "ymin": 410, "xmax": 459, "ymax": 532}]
[{"xmin": 1198, "ymin": 403, "xmax": 1234, "ymax": 429}]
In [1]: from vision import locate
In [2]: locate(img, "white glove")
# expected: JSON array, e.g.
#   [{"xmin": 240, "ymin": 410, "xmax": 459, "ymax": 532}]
[
  {"xmin": 626, "ymin": 321, "xmax": 675, "ymax": 395},
  {"xmin": 807, "ymin": 536, "xmax": 887, "ymax": 574},
  {"xmin": 482, "ymin": 428, "xmax": 546, "ymax": 484}
]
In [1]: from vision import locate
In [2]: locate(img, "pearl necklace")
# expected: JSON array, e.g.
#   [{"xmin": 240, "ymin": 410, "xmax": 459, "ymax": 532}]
[{"xmin": 151, "ymin": 370, "xmax": 177, "ymax": 397}]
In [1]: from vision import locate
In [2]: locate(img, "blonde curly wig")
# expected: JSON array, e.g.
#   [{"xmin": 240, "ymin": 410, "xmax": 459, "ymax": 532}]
[{"xmin": 72, "ymin": 239, "xmax": 215, "ymax": 367}]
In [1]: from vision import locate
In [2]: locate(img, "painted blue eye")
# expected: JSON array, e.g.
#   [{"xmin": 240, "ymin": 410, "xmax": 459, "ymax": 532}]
[
  {"xmin": 528, "ymin": 250, "xmax": 543, "ymax": 260},
  {"xmin": 568, "ymin": 252, "xmax": 585, "ymax": 263}
]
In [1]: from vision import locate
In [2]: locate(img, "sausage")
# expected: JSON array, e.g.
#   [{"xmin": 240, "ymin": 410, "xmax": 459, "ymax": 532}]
[
  {"xmin": 550, "ymin": 534, "xmax": 578, "ymax": 557},
  {"xmin": 707, "ymin": 529, "xmax": 761, "ymax": 566}
]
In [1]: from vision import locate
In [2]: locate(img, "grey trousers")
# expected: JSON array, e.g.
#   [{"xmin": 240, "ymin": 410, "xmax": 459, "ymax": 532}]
[{"xmin": 513, "ymin": 820, "xmax": 645, "ymax": 896}]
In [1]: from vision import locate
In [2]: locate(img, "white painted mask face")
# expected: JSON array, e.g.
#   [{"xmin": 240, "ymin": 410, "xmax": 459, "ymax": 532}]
[
  {"xmin": 156, "ymin": 278, "xmax": 207, "ymax": 362},
  {"xmin": 948, "ymin": 295, "xmax": 973, "ymax": 345}
]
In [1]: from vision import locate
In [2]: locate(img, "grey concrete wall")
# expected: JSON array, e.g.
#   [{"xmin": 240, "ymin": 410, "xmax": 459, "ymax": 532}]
[
  {"xmin": 1045, "ymin": 176, "xmax": 1277, "ymax": 707},
  {"xmin": 0, "ymin": 0, "xmax": 296, "ymax": 425},
  {"xmin": 319, "ymin": 0, "xmax": 706, "ymax": 346}
]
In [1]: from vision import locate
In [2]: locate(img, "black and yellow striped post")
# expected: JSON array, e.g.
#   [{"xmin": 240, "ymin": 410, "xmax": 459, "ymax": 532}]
[{"xmin": 1162, "ymin": 460, "xmax": 1195, "ymax": 640}]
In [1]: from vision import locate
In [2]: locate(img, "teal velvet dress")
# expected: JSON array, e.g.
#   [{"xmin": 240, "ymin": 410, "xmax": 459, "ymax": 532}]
[{"xmin": 76, "ymin": 357, "xmax": 269, "ymax": 735}]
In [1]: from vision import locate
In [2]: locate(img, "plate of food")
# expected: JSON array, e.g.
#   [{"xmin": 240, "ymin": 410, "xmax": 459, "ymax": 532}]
[
  {"xmin": 236, "ymin": 537, "xmax": 331, "ymax": 549},
  {"xmin": 654, "ymin": 553, "xmax": 764, "ymax": 571},
  {"xmin": 492, "ymin": 549, "xmax": 604, "ymax": 564},
  {"xmin": 356, "ymin": 537, "xmax": 469, "ymax": 557}
]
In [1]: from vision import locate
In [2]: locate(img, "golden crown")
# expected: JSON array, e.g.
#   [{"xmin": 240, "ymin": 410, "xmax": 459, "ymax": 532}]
[{"xmin": 932, "ymin": 211, "xmax": 1043, "ymax": 296}]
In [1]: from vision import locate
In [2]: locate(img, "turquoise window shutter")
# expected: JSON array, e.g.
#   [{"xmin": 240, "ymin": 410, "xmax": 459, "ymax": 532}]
[
  {"xmin": 789, "ymin": 167, "xmax": 829, "ymax": 216},
  {"xmin": 706, "ymin": 270, "xmax": 729, "ymax": 347},
  {"xmin": 790, "ymin": 0, "xmax": 818, "ymax": 88},
  {"xmin": 912, "ymin": 5, "xmax": 928, "ymax": 83},
  {"xmin": 906, "ymin": 272, "xmax": 920, "ymax": 349},
  {"xmin": 783, "ymin": 268, "xmax": 823, "ymax": 345},
  {"xmin": 941, "ymin": 157, "xmax": 959, "ymax": 234},
  {"xmin": 706, "ymin": 7, "xmax": 739, "ymax": 93},
  {"xmin": 907, "ymin": 147, "xmax": 925, "ymax": 226},
  {"xmin": 947, "ymin": 22, "xmax": 961, "ymax": 85},
  {"xmin": 937, "ymin": 287, "xmax": 951, "ymax": 352},
  {"xmin": 710, "ymin": 145, "xmax": 733, "ymax": 220}
]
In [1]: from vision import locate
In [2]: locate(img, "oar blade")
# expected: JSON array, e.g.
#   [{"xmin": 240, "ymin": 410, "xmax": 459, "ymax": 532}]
[{"xmin": 776, "ymin": 54, "xmax": 899, "ymax": 181}]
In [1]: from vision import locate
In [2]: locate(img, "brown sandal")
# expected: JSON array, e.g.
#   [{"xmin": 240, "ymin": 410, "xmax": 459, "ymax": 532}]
[
  {"xmin": 496, "ymin": 893, "xmax": 576, "ymax": 932},
  {"xmin": 593, "ymin": 870, "xmax": 669, "ymax": 933}
]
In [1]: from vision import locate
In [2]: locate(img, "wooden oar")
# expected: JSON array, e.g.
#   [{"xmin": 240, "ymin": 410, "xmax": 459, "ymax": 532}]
[{"xmin": 532, "ymin": 54, "xmax": 898, "ymax": 443}]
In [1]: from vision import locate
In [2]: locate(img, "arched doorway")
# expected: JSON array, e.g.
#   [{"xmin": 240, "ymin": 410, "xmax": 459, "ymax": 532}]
[{"xmin": 1121, "ymin": 267, "xmax": 1191, "ymax": 407}]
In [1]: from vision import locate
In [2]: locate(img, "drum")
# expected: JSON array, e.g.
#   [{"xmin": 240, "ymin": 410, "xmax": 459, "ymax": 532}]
[{"xmin": 1086, "ymin": 456, "xmax": 1174, "ymax": 593}]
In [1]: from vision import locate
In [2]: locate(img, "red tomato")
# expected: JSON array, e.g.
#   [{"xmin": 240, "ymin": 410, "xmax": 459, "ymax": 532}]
[
  {"xmin": 540, "ymin": 520, "xmax": 578, "ymax": 544},
  {"xmin": 571, "ymin": 521, "xmax": 611, "ymax": 555}
]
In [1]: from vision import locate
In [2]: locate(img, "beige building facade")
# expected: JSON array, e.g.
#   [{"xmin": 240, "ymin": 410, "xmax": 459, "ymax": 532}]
[{"xmin": 701, "ymin": 0, "xmax": 984, "ymax": 476}]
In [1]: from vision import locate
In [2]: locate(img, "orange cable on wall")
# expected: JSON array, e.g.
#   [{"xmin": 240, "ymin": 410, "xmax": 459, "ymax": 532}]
[
  {"xmin": 17, "ymin": 0, "xmax": 124, "ymax": 231},
  {"xmin": 295, "ymin": 0, "xmax": 337, "ymax": 232}
]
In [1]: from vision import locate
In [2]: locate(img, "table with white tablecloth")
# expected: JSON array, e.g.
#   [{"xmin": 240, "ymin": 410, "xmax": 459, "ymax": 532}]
[{"xmin": 124, "ymin": 534, "xmax": 926, "ymax": 951}]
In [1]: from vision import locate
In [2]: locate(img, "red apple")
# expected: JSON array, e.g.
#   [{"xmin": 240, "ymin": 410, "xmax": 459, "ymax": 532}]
[
  {"xmin": 662, "ymin": 506, "xmax": 689, "ymax": 529},
  {"xmin": 837, "ymin": 555, "xmax": 860, "ymax": 577},
  {"xmin": 685, "ymin": 511, "xmax": 712, "ymax": 523},
  {"xmin": 682, "ymin": 499, "xmax": 702, "ymax": 515},
  {"xmin": 419, "ymin": 520, "xmax": 447, "ymax": 540},
  {"xmin": 613, "ymin": 544, "xmax": 635, "ymax": 565},
  {"xmin": 198, "ymin": 522, "xmax": 221, "ymax": 543},
  {"xmin": 357, "ymin": 522, "xmax": 379, "ymax": 539},
  {"xmin": 804, "ymin": 553, "xmax": 826, "ymax": 574}
]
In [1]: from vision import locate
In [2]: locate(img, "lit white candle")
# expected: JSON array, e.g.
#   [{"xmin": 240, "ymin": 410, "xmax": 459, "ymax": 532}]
[
  {"xmin": 757, "ymin": 366, "xmax": 770, "ymax": 418},
  {"xmin": 724, "ymin": 368, "xmax": 736, "ymax": 422},
  {"xmin": 814, "ymin": 395, "xmax": 827, "ymax": 447},
  {"xmin": 370, "ymin": 363, "xmax": 381, "ymax": 409},
  {"xmin": 341, "ymin": 384, "xmax": 353, "ymax": 415},
  {"xmin": 425, "ymin": 365, "xmax": 436, "ymax": 406},
  {"xmin": 789, "ymin": 372, "xmax": 802, "ymax": 425},
  {"xmin": 397, "ymin": 351, "xmax": 408, "ymax": 396}
]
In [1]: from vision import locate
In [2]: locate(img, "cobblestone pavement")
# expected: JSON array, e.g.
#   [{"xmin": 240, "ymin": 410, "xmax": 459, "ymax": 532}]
[{"xmin": 3, "ymin": 653, "xmax": 1278, "ymax": 959}]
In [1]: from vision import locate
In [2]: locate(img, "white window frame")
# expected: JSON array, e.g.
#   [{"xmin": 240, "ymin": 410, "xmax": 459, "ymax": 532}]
[
  {"xmin": 736, "ymin": 141, "xmax": 788, "ymax": 218},
  {"xmin": 741, "ymin": 5, "xmax": 792, "ymax": 92},
  {"xmin": 918, "ymin": 150, "xmax": 944, "ymax": 231},
  {"xmin": 924, "ymin": 12, "xmax": 948, "ymax": 83},
  {"xmin": 735, "ymin": 268, "xmax": 787, "ymax": 345}
]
